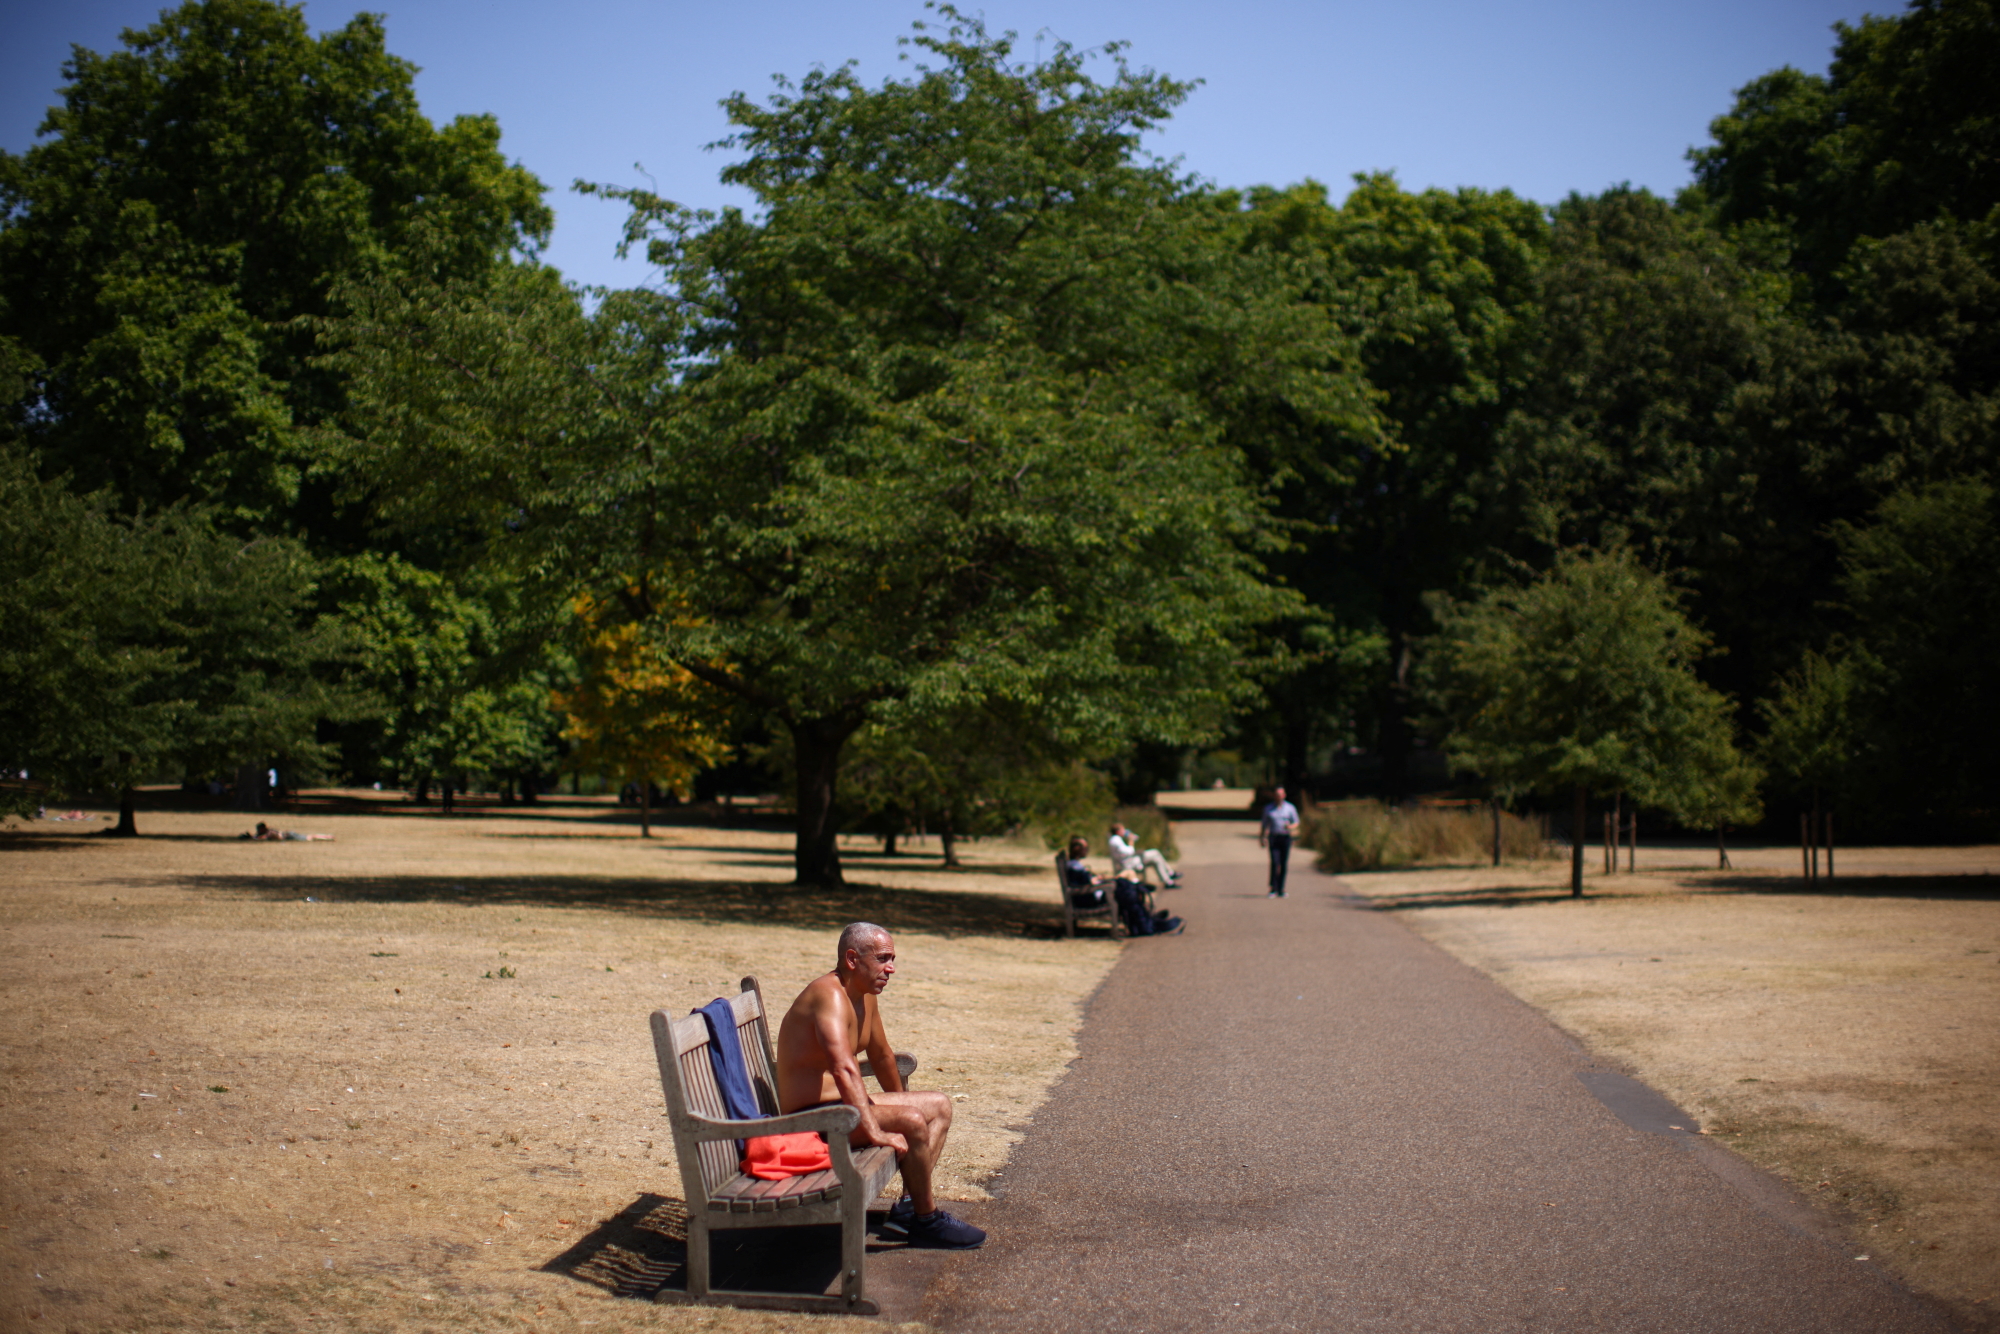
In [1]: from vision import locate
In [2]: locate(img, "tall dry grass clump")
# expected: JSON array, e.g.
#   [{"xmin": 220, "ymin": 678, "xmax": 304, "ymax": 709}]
[{"xmin": 1300, "ymin": 799, "xmax": 1550, "ymax": 872}]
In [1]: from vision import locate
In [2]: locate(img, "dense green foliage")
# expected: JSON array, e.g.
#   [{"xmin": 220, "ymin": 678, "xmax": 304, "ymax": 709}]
[
  {"xmin": 323, "ymin": 11, "xmax": 1334, "ymax": 882},
  {"xmin": 0, "ymin": 0, "xmax": 556, "ymax": 812},
  {"xmin": 0, "ymin": 0, "xmax": 549, "ymax": 526},
  {"xmin": 1423, "ymin": 550, "xmax": 1757, "ymax": 890},
  {"xmin": 0, "ymin": 449, "xmax": 350, "ymax": 829},
  {"xmin": 5, "ymin": 0, "xmax": 1994, "ymax": 851}
]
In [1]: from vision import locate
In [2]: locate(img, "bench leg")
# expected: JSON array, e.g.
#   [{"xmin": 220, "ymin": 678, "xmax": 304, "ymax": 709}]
[
  {"xmin": 841, "ymin": 1206, "xmax": 866, "ymax": 1308},
  {"xmin": 685, "ymin": 1215, "xmax": 711, "ymax": 1299}
]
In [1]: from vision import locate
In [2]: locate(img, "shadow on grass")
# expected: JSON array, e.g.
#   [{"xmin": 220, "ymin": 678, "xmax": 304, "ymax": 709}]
[
  {"xmin": 0, "ymin": 834, "xmax": 99, "ymax": 853},
  {"xmin": 1342, "ymin": 871, "xmax": 2000, "ymax": 912},
  {"xmin": 182, "ymin": 871, "xmax": 1067, "ymax": 939}
]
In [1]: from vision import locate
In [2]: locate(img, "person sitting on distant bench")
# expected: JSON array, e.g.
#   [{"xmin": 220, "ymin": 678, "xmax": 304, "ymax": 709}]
[
  {"xmin": 1062, "ymin": 836, "xmax": 1183, "ymax": 936},
  {"xmin": 242, "ymin": 822, "xmax": 334, "ymax": 841},
  {"xmin": 1107, "ymin": 822, "xmax": 1180, "ymax": 889}
]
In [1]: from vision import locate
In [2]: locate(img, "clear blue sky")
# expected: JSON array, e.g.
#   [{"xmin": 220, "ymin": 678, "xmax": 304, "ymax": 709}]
[{"xmin": 5, "ymin": 0, "xmax": 1875, "ymax": 290}]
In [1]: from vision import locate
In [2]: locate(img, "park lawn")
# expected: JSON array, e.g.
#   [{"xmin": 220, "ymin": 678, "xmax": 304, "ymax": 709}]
[
  {"xmin": 1333, "ymin": 843, "xmax": 2000, "ymax": 1331},
  {"xmin": 0, "ymin": 802, "xmax": 1117, "ymax": 1333}
]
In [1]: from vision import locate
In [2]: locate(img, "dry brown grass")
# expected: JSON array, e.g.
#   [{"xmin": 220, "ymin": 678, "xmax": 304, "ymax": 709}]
[
  {"xmin": 0, "ymin": 801, "xmax": 1118, "ymax": 1333},
  {"xmin": 1334, "ymin": 843, "xmax": 2000, "ymax": 1331}
]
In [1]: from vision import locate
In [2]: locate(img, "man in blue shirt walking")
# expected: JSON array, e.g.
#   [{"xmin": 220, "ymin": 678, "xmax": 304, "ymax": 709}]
[{"xmin": 1260, "ymin": 786, "xmax": 1301, "ymax": 898}]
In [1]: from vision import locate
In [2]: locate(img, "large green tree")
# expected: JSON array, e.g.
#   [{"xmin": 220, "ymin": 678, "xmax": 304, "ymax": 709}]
[
  {"xmin": 0, "ymin": 448, "xmax": 350, "ymax": 831},
  {"xmin": 0, "ymin": 0, "xmax": 549, "ymax": 531},
  {"xmin": 1423, "ymin": 548, "xmax": 1755, "ymax": 895},
  {"xmin": 1826, "ymin": 479, "xmax": 2000, "ymax": 833},
  {"xmin": 1231, "ymin": 174, "xmax": 1546, "ymax": 792},
  {"xmin": 323, "ymin": 10, "xmax": 1335, "ymax": 885},
  {"xmin": 1689, "ymin": 0, "xmax": 1999, "ymax": 293}
]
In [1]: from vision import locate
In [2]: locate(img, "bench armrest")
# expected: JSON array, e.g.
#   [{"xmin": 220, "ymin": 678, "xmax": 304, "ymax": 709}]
[
  {"xmin": 680, "ymin": 1105, "xmax": 861, "ymax": 1143},
  {"xmin": 857, "ymin": 1052, "xmax": 918, "ymax": 1085}
]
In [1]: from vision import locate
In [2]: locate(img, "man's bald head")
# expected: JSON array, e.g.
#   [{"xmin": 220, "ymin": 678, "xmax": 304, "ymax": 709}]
[{"xmin": 837, "ymin": 921, "xmax": 890, "ymax": 967}]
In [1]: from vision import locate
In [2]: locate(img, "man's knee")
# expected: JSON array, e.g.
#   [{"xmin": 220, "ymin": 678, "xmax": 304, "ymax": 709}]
[{"xmin": 925, "ymin": 1090, "xmax": 953, "ymax": 1132}]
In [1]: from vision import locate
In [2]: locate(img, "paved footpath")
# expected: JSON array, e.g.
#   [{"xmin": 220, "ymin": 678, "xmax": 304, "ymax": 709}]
[{"xmin": 912, "ymin": 822, "xmax": 1952, "ymax": 1333}]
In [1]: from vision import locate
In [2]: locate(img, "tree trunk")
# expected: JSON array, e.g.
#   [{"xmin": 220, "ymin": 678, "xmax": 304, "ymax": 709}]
[
  {"xmin": 441, "ymin": 780, "xmax": 455, "ymax": 816},
  {"xmin": 234, "ymin": 763, "xmax": 266, "ymax": 812},
  {"xmin": 882, "ymin": 830, "xmax": 898, "ymax": 856},
  {"xmin": 1378, "ymin": 635, "xmax": 1415, "ymax": 800},
  {"xmin": 1491, "ymin": 799, "xmax": 1502, "ymax": 867},
  {"xmin": 1810, "ymin": 787, "xmax": 1822, "ymax": 881},
  {"xmin": 415, "ymin": 776, "xmax": 431, "ymax": 805},
  {"xmin": 1571, "ymin": 785, "xmax": 1586, "ymax": 897},
  {"xmin": 790, "ymin": 717, "xmax": 860, "ymax": 887},
  {"xmin": 1284, "ymin": 713, "xmax": 1311, "ymax": 803},
  {"xmin": 113, "ymin": 783, "xmax": 139, "ymax": 837},
  {"xmin": 1717, "ymin": 826, "xmax": 1732, "ymax": 870},
  {"xmin": 640, "ymin": 772, "xmax": 652, "ymax": 838},
  {"xmin": 940, "ymin": 817, "xmax": 960, "ymax": 868},
  {"xmin": 1826, "ymin": 812, "xmax": 1835, "ymax": 878}
]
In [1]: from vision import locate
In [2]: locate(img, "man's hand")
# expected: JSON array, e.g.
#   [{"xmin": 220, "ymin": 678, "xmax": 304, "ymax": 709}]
[{"xmin": 855, "ymin": 1109, "xmax": 909, "ymax": 1156}]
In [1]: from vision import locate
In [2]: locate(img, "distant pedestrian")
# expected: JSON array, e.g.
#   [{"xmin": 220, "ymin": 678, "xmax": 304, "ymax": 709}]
[{"xmin": 1260, "ymin": 786, "xmax": 1300, "ymax": 897}]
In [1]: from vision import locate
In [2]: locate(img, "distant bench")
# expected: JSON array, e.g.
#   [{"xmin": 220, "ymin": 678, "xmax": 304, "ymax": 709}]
[
  {"xmin": 1054, "ymin": 852, "xmax": 1157, "ymax": 938},
  {"xmin": 649, "ymin": 977, "xmax": 916, "ymax": 1313}
]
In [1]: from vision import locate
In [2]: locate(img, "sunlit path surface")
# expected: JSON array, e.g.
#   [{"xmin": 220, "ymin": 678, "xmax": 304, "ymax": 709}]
[{"xmin": 915, "ymin": 819, "xmax": 1949, "ymax": 1333}]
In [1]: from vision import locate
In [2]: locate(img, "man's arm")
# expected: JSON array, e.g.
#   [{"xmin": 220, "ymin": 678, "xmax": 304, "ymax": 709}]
[
  {"xmin": 862, "ymin": 996, "xmax": 904, "ymax": 1095},
  {"xmin": 812, "ymin": 998, "xmax": 907, "ymax": 1152}
]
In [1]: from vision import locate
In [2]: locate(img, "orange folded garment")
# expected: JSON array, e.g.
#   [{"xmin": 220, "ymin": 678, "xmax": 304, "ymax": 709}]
[{"xmin": 740, "ymin": 1131, "xmax": 833, "ymax": 1180}]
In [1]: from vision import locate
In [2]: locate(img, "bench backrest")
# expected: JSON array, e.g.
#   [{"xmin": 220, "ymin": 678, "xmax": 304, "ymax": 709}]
[{"xmin": 651, "ymin": 978, "xmax": 781, "ymax": 1200}]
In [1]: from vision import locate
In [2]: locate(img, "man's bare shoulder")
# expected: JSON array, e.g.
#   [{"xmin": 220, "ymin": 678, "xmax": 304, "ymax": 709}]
[{"xmin": 784, "ymin": 971, "xmax": 844, "ymax": 1018}]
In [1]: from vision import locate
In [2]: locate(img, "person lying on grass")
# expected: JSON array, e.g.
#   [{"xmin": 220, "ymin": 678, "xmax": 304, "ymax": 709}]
[
  {"xmin": 241, "ymin": 822, "xmax": 334, "ymax": 841},
  {"xmin": 774, "ymin": 921, "xmax": 985, "ymax": 1249}
]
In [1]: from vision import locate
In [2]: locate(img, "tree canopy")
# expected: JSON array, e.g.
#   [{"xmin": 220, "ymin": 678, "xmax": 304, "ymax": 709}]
[
  {"xmin": 323, "ymin": 9, "xmax": 1337, "ymax": 883},
  {"xmin": 0, "ymin": 0, "xmax": 550, "ymax": 529},
  {"xmin": 1423, "ymin": 549, "xmax": 1755, "ymax": 893}
]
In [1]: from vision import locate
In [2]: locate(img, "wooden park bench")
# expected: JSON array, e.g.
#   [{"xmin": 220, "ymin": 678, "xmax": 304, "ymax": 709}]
[{"xmin": 649, "ymin": 977, "xmax": 916, "ymax": 1314}]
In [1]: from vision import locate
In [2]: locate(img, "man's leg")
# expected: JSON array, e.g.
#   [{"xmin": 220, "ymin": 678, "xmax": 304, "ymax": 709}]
[
  {"xmin": 1269, "ymin": 834, "xmax": 1292, "ymax": 895},
  {"xmin": 1140, "ymin": 848, "xmax": 1177, "ymax": 886},
  {"xmin": 863, "ymin": 1091, "xmax": 952, "ymax": 1213}
]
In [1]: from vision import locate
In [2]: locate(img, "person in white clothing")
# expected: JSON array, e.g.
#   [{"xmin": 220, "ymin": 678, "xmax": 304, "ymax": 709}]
[{"xmin": 1107, "ymin": 822, "xmax": 1180, "ymax": 889}]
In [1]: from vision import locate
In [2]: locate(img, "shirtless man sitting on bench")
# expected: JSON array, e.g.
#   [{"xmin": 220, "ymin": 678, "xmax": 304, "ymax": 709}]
[{"xmin": 774, "ymin": 921, "xmax": 986, "ymax": 1249}]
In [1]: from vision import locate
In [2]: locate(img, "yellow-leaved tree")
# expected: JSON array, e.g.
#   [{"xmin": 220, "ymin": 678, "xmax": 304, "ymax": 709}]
[{"xmin": 553, "ymin": 595, "xmax": 729, "ymax": 836}]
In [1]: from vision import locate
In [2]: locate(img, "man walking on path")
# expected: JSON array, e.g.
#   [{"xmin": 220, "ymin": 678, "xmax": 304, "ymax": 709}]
[{"xmin": 1259, "ymin": 785, "xmax": 1300, "ymax": 897}]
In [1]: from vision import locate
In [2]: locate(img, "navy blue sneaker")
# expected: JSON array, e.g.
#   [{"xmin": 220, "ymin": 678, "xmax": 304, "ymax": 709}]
[
  {"xmin": 905, "ymin": 1208, "xmax": 986, "ymax": 1249},
  {"xmin": 880, "ymin": 1195, "xmax": 915, "ymax": 1237}
]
